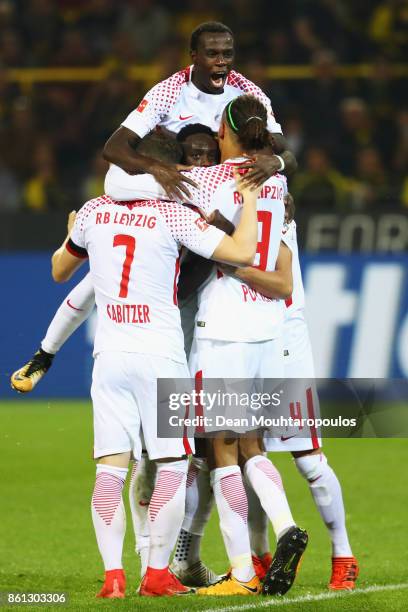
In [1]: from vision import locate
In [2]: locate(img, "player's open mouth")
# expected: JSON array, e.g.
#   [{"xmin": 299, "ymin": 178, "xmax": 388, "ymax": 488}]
[{"xmin": 210, "ymin": 72, "xmax": 227, "ymax": 88}]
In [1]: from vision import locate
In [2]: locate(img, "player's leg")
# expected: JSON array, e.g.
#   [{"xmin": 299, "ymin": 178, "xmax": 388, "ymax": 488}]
[
  {"xmin": 293, "ymin": 448, "xmax": 358, "ymax": 590},
  {"xmin": 284, "ymin": 317, "xmax": 358, "ymax": 589},
  {"xmin": 11, "ymin": 273, "xmax": 95, "ymax": 392},
  {"xmin": 171, "ymin": 442, "xmax": 220, "ymax": 586},
  {"xmin": 240, "ymin": 435, "xmax": 308, "ymax": 596},
  {"xmin": 92, "ymin": 453, "xmax": 129, "ymax": 599},
  {"xmin": 128, "ymin": 453, "xmax": 156, "ymax": 578},
  {"xmin": 135, "ymin": 355, "xmax": 193, "ymax": 596},
  {"xmin": 192, "ymin": 340, "xmax": 261, "ymax": 596},
  {"xmin": 243, "ymin": 476, "xmax": 271, "ymax": 580},
  {"xmin": 91, "ymin": 351, "xmax": 140, "ymax": 599},
  {"xmin": 242, "ymin": 337, "xmax": 308, "ymax": 596}
]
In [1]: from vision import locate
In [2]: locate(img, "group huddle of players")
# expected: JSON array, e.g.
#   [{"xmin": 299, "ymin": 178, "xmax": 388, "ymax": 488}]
[{"xmin": 11, "ymin": 22, "xmax": 359, "ymax": 598}]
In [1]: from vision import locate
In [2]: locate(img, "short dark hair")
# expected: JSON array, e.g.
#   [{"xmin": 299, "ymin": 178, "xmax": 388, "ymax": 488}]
[
  {"xmin": 224, "ymin": 94, "xmax": 269, "ymax": 151},
  {"xmin": 190, "ymin": 22, "xmax": 233, "ymax": 51},
  {"xmin": 177, "ymin": 123, "xmax": 215, "ymax": 143},
  {"xmin": 136, "ymin": 132, "xmax": 183, "ymax": 164}
]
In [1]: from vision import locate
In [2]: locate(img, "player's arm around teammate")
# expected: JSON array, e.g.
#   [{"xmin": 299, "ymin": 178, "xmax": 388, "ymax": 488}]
[{"xmin": 218, "ymin": 239, "xmax": 293, "ymax": 300}]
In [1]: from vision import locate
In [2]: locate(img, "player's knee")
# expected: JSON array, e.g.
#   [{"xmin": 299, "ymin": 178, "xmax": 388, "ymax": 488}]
[
  {"xmin": 294, "ymin": 452, "xmax": 327, "ymax": 482},
  {"xmin": 239, "ymin": 437, "xmax": 263, "ymax": 463}
]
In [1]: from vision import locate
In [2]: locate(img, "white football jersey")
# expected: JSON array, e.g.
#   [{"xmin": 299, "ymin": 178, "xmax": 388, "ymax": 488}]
[
  {"xmin": 121, "ymin": 66, "xmax": 282, "ymax": 136},
  {"xmin": 68, "ymin": 195, "xmax": 224, "ymax": 362},
  {"xmin": 282, "ymin": 220, "xmax": 305, "ymax": 315},
  {"xmin": 104, "ymin": 161, "xmax": 287, "ymax": 342}
]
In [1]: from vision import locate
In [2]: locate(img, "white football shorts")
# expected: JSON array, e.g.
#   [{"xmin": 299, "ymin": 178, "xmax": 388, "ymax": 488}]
[
  {"xmin": 265, "ymin": 312, "xmax": 321, "ymax": 452},
  {"xmin": 91, "ymin": 351, "xmax": 194, "ymax": 460},
  {"xmin": 189, "ymin": 337, "xmax": 284, "ymax": 433}
]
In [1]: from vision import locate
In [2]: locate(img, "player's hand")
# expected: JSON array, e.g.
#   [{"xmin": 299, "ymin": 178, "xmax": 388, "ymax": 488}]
[
  {"xmin": 67, "ymin": 210, "xmax": 76, "ymax": 233},
  {"xmin": 237, "ymin": 153, "xmax": 283, "ymax": 188},
  {"xmin": 207, "ymin": 209, "xmax": 235, "ymax": 235},
  {"xmin": 233, "ymin": 168, "xmax": 263, "ymax": 199},
  {"xmin": 151, "ymin": 163, "xmax": 197, "ymax": 201},
  {"xmin": 284, "ymin": 193, "xmax": 295, "ymax": 223},
  {"xmin": 175, "ymin": 164, "xmax": 194, "ymax": 171}
]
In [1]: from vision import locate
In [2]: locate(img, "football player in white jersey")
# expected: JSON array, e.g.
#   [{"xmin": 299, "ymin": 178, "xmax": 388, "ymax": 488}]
[
  {"xmin": 103, "ymin": 21, "xmax": 297, "ymax": 201},
  {"xmin": 105, "ymin": 94, "xmax": 308, "ymax": 597},
  {"xmin": 49, "ymin": 138, "xmax": 262, "ymax": 598},
  {"xmin": 239, "ymin": 212, "xmax": 359, "ymax": 591}
]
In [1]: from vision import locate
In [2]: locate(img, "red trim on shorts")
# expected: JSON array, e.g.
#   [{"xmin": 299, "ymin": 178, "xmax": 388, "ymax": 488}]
[
  {"xmin": 306, "ymin": 386, "xmax": 320, "ymax": 449},
  {"xmin": 285, "ymin": 296, "xmax": 293, "ymax": 307},
  {"xmin": 173, "ymin": 255, "xmax": 181, "ymax": 305},
  {"xmin": 182, "ymin": 399, "xmax": 193, "ymax": 455},
  {"xmin": 194, "ymin": 370, "xmax": 205, "ymax": 434}
]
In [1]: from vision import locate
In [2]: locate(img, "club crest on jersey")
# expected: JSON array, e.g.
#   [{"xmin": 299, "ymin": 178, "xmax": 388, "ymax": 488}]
[
  {"xmin": 137, "ymin": 99, "xmax": 149, "ymax": 113},
  {"xmin": 195, "ymin": 217, "xmax": 209, "ymax": 232}
]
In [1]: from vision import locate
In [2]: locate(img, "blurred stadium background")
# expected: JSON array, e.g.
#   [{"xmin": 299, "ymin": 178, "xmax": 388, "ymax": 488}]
[{"xmin": 1, "ymin": 0, "xmax": 407, "ymax": 396}]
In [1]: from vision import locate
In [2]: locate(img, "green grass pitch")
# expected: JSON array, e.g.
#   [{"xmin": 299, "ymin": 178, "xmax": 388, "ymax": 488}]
[{"xmin": 0, "ymin": 400, "xmax": 407, "ymax": 611}]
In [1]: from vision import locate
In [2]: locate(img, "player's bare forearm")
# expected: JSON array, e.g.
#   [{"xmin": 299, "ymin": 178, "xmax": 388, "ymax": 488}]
[
  {"xmin": 236, "ymin": 266, "xmax": 293, "ymax": 299},
  {"xmin": 270, "ymin": 133, "xmax": 298, "ymax": 176},
  {"xmin": 51, "ymin": 240, "xmax": 81, "ymax": 283},
  {"xmin": 103, "ymin": 126, "xmax": 151, "ymax": 174},
  {"xmin": 103, "ymin": 126, "xmax": 196, "ymax": 200},
  {"xmin": 52, "ymin": 212, "xmax": 84, "ymax": 282},
  {"xmin": 280, "ymin": 150, "xmax": 297, "ymax": 176},
  {"xmin": 218, "ymin": 241, "xmax": 293, "ymax": 298},
  {"xmin": 212, "ymin": 173, "xmax": 260, "ymax": 265}
]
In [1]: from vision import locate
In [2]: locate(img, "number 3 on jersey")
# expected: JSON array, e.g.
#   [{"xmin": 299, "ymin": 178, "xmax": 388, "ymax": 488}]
[
  {"xmin": 113, "ymin": 234, "xmax": 135, "ymax": 298},
  {"xmin": 255, "ymin": 210, "xmax": 272, "ymax": 270}
]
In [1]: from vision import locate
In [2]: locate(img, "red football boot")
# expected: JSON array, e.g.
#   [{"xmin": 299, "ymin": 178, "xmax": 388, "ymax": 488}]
[
  {"xmin": 252, "ymin": 553, "xmax": 273, "ymax": 581},
  {"xmin": 96, "ymin": 569, "xmax": 125, "ymax": 598},
  {"xmin": 139, "ymin": 567, "xmax": 192, "ymax": 596},
  {"xmin": 329, "ymin": 557, "xmax": 359, "ymax": 590}
]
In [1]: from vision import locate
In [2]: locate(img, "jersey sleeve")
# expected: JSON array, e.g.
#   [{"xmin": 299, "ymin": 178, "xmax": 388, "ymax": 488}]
[
  {"xmin": 121, "ymin": 68, "xmax": 190, "ymax": 137},
  {"xmin": 180, "ymin": 164, "xmax": 234, "ymax": 217},
  {"xmin": 104, "ymin": 165, "xmax": 167, "ymax": 201},
  {"xmin": 281, "ymin": 220, "xmax": 296, "ymax": 252},
  {"xmin": 227, "ymin": 71, "xmax": 282, "ymax": 134},
  {"xmin": 159, "ymin": 202, "xmax": 225, "ymax": 258},
  {"xmin": 67, "ymin": 205, "xmax": 88, "ymax": 258}
]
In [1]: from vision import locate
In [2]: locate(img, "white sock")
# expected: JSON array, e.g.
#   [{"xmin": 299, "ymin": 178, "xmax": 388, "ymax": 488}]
[
  {"xmin": 41, "ymin": 273, "xmax": 95, "ymax": 354},
  {"xmin": 91, "ymin": 464, "xmax": 128, "ymax": 570},
  {"xmin": 128, "ymin": 455, "xmax": 156, "ymax": 576},
  {"xmin": 244, "ymin": 477, "xmax": 269, "ymax": 557},
  {"xmin": 148, "ymin": 460, "xmax": 188, "ymax": 570},
  {"xmin": 244, "ymin": 455, "xmax": 295, "ymax": 539},
  {"xmin": 174, "ymin": 457, "xmax": 213, "ymax": 568},
  {"xmin": 295, "ymin": 453, "xmax": 352, "ymax": 557},
  {"xmin": 211, "ymin": 466, "xmax": 254, "ymax": 582}
]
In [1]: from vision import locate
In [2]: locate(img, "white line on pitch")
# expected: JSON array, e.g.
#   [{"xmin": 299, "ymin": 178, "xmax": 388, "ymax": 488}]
[{"xmin": 200, "ymin": 582, "xmax": 408, "ymax": 612}]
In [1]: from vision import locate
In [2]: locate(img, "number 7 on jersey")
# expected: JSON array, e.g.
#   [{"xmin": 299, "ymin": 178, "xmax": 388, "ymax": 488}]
[{"xmin": 113, "ymin": 234, "xmax": 136, "ymax": 298}]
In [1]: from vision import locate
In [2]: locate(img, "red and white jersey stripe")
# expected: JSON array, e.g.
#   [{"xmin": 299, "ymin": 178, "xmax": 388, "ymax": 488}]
[{"xmin": 121, "ymin": 66, "xmax": 282, "ymax": 136}]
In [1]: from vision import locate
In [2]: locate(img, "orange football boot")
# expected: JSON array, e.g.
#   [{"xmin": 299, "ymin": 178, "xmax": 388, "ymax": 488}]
[
  {"xmin": 329, "ymin": 557, "xmax": 359, "ymax": 590},
  {"xmin": 96, "ymin": 569, "xmax": 125, "ymax": 598},
  {"xmin": 139, "ymin": 567, "xmax": 192, "ymax": 596}
]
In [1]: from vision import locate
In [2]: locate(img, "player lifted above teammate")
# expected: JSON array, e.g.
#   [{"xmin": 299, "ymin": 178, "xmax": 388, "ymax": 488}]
[{"xmin": 103, "ymin": 21, "xmax": 297, "ymax": 200}]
